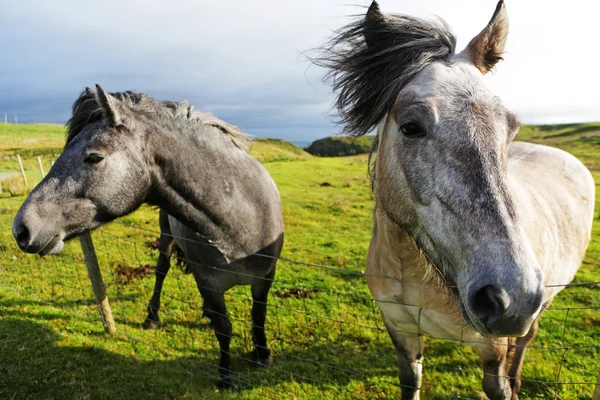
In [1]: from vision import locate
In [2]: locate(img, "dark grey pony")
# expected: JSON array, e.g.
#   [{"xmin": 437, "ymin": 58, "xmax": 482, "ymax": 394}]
[
  {"xmin": 12, "ymin": 86, "xmax": 284, "ymax": 389},
  {"xmin": 318, "ymin": 1, "xmax": 594, "ymax": 399}
]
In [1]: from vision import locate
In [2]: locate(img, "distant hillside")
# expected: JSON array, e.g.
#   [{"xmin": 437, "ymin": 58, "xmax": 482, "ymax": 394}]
[
  {"xmin": 305, "ymin": 122, "xmax": 600, "ymax": 162},
  {"xmin": 518, "ymin": 122, "xmax": 600, "ymax": 172},
  {"xmin": 1, "ymin": 122, "xmax": 597, "ymax": 169},
  {"xmin": 518, "ymin": 122, "xmax": 600, "ymax": 144},
  {"xmin": 0, "ymin": 123, "xmax": 66, "ymax": 157},
  {"xmin": 305, "ymin": 136, "xmax": 375, "ymax": 157},
  {"xmin": 0, "ymin": 124, "xmax": 311, "ymax": 163},
  {"xmin": 249, "ymin": 138, "xmax": 311, "ymax": 163}
]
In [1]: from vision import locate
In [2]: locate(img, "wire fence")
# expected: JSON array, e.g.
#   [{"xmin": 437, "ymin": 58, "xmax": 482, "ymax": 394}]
[{"xmin": 0, "ymin": 159, "xmax": 599, "ymax": 399}]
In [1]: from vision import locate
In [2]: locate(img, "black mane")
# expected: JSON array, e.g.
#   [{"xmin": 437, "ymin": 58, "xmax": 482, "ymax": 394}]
[
  {"xmin": 66, "ymin": 89, "xmax": 249, "ymax": 150},
  {"xmin": 316, "ymin": 1, "xmax": 456, "ymax": 135}
]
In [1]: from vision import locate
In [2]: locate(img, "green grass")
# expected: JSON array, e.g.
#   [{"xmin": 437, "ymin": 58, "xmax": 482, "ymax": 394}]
[
  {"xmin": 0, "ymin": 123, "xmax": 598, "ymax": 399},
  {"xmin": 0, "ymin": 123, "xmax": 66, "ymax": 157}
]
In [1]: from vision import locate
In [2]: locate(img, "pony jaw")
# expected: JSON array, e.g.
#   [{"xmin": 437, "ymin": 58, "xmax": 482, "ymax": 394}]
[{"xmin": 38, "ymin": 235, "xmax": 65, "ymax": 256}]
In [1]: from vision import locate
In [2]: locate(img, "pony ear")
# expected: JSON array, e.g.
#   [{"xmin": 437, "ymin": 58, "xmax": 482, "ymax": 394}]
[
  {"xmin": 95, "ymin": 84, "xmax": 131, "ymax": 127},
  {"xmin": 462, "ymin": 0, "xmax": 508, "ymax": 74},
  {"xmin": 363, "ymin": 1, "xmax": 387, "ymax": 48}
]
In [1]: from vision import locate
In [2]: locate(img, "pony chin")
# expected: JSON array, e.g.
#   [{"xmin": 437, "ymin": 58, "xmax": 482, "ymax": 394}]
[{"xmin": 38, "ymin": 237, "xmax": 65, "ymax": 256}]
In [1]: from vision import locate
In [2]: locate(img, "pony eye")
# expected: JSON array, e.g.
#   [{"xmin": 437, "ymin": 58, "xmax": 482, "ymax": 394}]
[
  {"xmin": 400, "ymin": 122, "xmax": 425, "ymax": 138},
  {"xmin": 84, "ymin": 152, "xmax": 105, "ymax": 164}
]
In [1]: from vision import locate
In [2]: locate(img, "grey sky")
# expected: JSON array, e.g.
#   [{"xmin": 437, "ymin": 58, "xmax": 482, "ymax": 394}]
[{"xmin": 1, "ymin": 0, "xmax": 598, "ymax": 142}]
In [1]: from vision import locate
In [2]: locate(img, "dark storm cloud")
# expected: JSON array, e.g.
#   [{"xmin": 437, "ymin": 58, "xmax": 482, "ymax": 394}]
[
  {"xmin": 1, "ymin": 0, "xmax": 598, "ymax": 142},
  {"xmin": 0, "ymin": 0, "xmax": 345, "ymax": 142}
]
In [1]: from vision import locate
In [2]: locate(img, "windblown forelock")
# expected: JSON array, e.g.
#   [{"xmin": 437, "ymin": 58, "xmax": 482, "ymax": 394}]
[{"xmin": 316, "ymin": 6, "xmax": 456, "ymax": 136}]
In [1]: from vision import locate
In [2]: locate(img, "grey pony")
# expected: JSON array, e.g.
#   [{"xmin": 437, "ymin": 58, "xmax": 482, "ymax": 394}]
[
  {"xmin": 12, "ymin": 86, "xmax": 284, "ymax": 389},
  {"xmin": 317, "ymin": 1, "xmax": 595, "ymax": 399}
]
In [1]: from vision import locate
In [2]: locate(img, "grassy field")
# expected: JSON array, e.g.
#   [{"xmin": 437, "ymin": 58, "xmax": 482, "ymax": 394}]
[{"xmin": 0, "ymin": 123, "xmax": 598, "ymax": 399}]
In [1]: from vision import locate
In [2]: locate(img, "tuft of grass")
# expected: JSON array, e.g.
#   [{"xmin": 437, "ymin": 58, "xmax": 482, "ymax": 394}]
[{"xmin": 5, "ymin": 176, "xmax": 30, "ymax": 197}]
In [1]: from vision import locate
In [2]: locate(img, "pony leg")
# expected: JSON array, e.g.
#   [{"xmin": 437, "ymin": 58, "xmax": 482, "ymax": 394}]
[
  {"xmin": 143, "ymin": 210, "xmax": 174, "ymax": 330},
  {"xmin": 384, "ymin": 323, "xmax": 424, "ymax": 400},
  {"xmin": 199, "ymin": 287, "xmax": 235, "ymax": 389},
  {"xmin": 507, "ymin": 317, "xmax": 540, "ymax": 399},
  {"xmin": 250, "ymin": 265, "xmax": 276, "ymax": 367},
  {"xmin": 476, "ymin": 339, "xmax": 512, "ymax": 400}
]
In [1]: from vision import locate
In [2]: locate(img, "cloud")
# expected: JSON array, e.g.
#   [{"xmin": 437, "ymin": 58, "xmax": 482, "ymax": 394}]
[{"xmin": 1, "ymin": 0, "xmax": 598, "ymax": 142}]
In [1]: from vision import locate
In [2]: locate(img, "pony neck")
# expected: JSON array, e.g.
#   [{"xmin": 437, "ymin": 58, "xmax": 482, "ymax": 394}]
[
  {"xmin": 146, "ymin": 126, "xmax": 247, "ymax": 238},
  {"xmin": 371, "ymin": 207, "xmax": 456, "ymax": 299}
]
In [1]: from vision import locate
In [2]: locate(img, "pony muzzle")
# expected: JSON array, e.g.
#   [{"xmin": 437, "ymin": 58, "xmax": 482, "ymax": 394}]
[
  {"xmin": 464, "ymin": 280, "xmax": 544, "ymax": 337},
  {"xmin": 12, "ymin": 206, "xmax": 66, "ymax": 256}
]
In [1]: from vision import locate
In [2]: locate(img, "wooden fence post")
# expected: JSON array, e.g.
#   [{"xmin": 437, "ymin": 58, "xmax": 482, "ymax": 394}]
[
  {"xmin": 16, "ymin": 154, "xmax": 28, "ymax": 186},
  {"xmin": 37, "ymin": 156, "xmax": 45, "ymax": 179},
  {"xmin": 593, "ymin": 369, "xmax": 600, "ymax": 400},
  {"xmin": 79, "ymin": 232, "xmax": 117, "ymax": 334}
]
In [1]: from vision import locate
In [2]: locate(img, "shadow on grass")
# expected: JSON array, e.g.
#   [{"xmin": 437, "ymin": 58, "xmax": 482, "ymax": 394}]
[
  {"xmin": 0, "ymin": 312, "xmax": 580, "ymax": 399},
  {"xmin": 0, "ymin": 317, "xmax": 402, "ymax": 399},
  {"xmin": 0, "ymin": 318, "xmax": 226, "ymax": 400}
]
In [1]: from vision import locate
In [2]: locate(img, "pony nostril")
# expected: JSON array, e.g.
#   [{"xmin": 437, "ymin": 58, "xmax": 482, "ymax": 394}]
[
  {"xmin": 469, "ymin": 285, "xmax": 509, "ymax": 327},
  {"xmin": 15, "ymin": 224, "xmax": 30, "ymax": 248}
]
